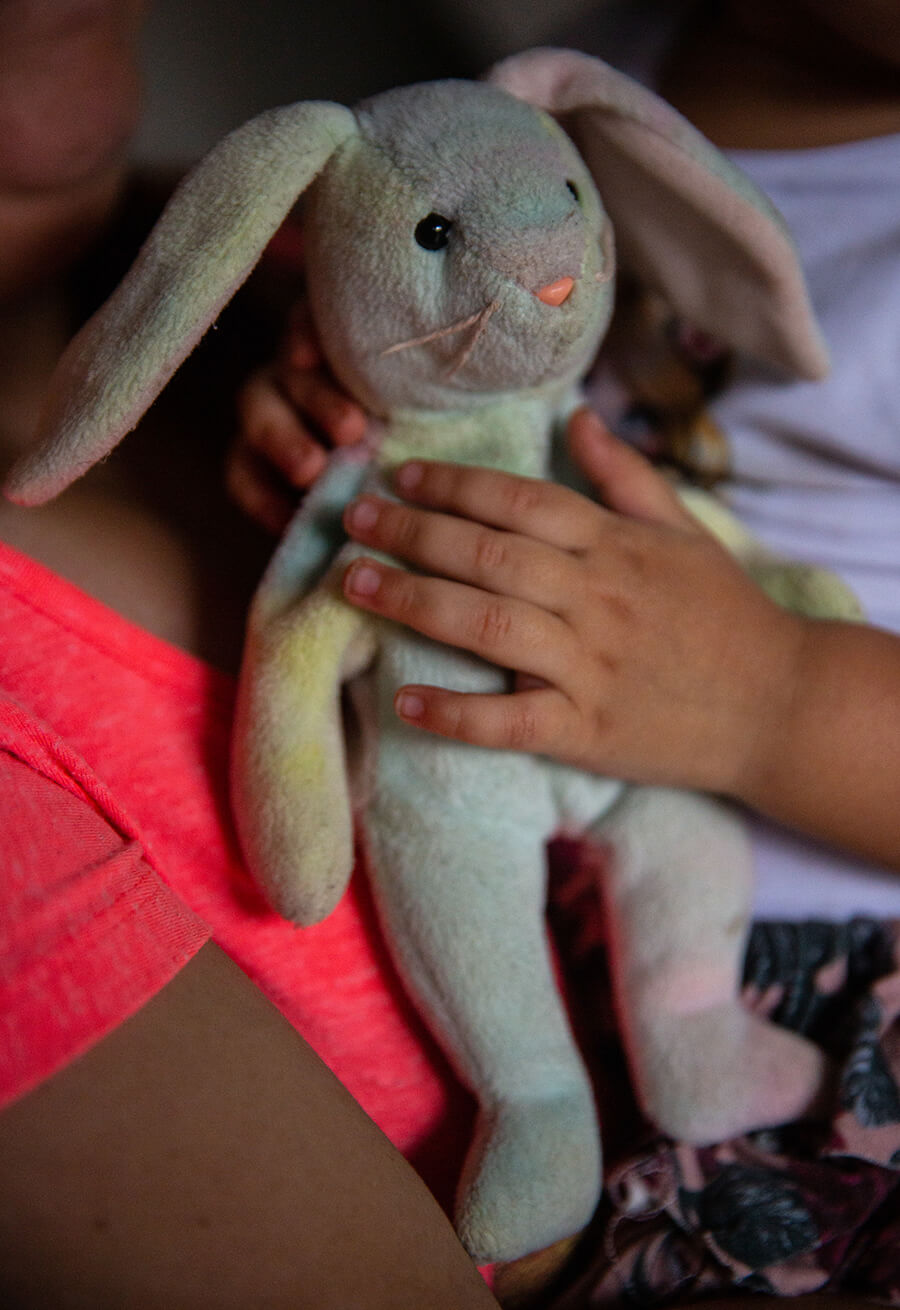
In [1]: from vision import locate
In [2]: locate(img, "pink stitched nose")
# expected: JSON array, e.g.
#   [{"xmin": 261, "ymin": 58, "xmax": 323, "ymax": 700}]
[{"xmin": 534, "ymin": 277, "xmax": 575, "ymax": 306}]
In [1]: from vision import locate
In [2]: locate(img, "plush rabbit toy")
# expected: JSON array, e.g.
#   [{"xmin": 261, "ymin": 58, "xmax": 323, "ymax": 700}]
[{"xmin": 7, "ymin": 49, "xmax": 851, "ymax": 1264}]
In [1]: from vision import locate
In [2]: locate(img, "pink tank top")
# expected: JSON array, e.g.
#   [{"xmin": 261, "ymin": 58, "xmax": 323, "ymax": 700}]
[{"xmin": 0, "ymin": 538, "xmax": 471, "ymax": 1199}]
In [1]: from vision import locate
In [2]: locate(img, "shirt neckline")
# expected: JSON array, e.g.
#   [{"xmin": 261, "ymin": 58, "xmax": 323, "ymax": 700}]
[{"xmin": 0, "ymin": 536, "xmax": 236, "ymax": 714}]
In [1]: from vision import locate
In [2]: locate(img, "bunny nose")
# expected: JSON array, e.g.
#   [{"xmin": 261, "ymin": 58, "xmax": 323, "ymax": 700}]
[{"xmin": 534, "ymin": 277, "xmax": 575, "ymax": 306}]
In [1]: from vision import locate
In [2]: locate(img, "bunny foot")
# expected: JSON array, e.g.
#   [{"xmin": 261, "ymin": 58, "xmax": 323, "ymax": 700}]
[
  {"xmin": 454, "ymin": 1085, "xmax": 601, "ymax": 1265},
  {"xmin": 632, "ymin": 1004, "xmax": 833, "ymax": 1144}
]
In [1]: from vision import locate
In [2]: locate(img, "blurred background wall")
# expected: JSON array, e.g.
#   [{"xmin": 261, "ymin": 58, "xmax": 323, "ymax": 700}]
[{"xmin": 133, "ymin": 0, "xmax": 617, "ymax": 164}]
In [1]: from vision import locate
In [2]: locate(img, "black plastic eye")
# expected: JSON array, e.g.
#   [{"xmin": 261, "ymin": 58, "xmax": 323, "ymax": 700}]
[
  {"xmin": 566, "ymin": 179, "xmax": 580, "ymax": 204},
  {"xmin": 415, "ymin": 213, "xmax": 453, "ymax": 251}
]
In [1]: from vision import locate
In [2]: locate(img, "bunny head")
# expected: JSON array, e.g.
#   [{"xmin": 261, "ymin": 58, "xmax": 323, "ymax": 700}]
[
  {"xmin": 302, "ymin": 79, "xmax": 613, "ymax": 414},
  {"xmin": 6, "ymin": 48, "xmax": 827, "ymax": 507}
]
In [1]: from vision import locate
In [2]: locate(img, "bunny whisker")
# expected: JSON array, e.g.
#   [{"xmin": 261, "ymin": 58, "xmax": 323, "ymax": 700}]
[
  {"xmin": 379, "ymin": 299, "xmax": 500, "ymax": 375},
  {"xmin": 379, "ymin": 306, "xmax": 491, "ymax": 358},
  {"xmin": 445, "ymin": 299, "xmax": 500, "ymax": 378}
]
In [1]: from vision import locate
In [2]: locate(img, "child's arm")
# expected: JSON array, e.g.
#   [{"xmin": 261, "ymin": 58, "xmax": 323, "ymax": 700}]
[{"xmin": 340, "ymin": 408, "xmax": 900, "ymax": 870}]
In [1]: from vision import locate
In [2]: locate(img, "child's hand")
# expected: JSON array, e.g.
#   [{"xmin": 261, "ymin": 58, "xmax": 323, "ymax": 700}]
[
  {"xmin": 227, "ymin": 304, "xmax": 368, "ymax": 534},
  {"xmin": 340, "ymin": 407, "xmax": 805, "ymax": 800}
]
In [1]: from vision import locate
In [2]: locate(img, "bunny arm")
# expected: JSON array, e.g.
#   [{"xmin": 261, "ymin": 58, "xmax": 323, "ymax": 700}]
[
  {"xmin": 250, "ymin": 448, "xmax": 372, "ymax": 628},
  {"xmin": 232, "ymin": 395, "xmax": 564, "ymax": 932},
  {"xmin": 232, "ymin": 456, "xmax": 378, "ymax": 924},
  {"xmin": 232, "ymin": 571, "xmax": 378, "ymax": 926}
]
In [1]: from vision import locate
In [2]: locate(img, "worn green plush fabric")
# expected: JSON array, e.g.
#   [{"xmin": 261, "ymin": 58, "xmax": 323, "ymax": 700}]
[{"xmin": 6, "ymin": 50, "xmax": 853, "ymax": 1264}]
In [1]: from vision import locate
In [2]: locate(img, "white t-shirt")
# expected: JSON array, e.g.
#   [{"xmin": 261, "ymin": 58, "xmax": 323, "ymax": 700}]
[
  {"xmin": 708, "ymin": 134, "xmax": 900, "ymax": 919},
  {"xmin": 569, "ymin": 0, "xmax": 900, "ymax": 917}
]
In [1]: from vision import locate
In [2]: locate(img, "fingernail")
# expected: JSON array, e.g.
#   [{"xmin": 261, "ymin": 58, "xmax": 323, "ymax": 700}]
[
  {"xmin": 396, "ymin": 691, "xmax": 425, "ymax": 720},
  {"xmin": 395, "ymin": 461, "xmax": 424, "ymax": 493},
  {"xmin": 345, "ymin": 561, "xmax": 382, "ymax": 597},
  {"xmin": 346, "ymin": 498, "xmax": 379, "ymax": 533}
]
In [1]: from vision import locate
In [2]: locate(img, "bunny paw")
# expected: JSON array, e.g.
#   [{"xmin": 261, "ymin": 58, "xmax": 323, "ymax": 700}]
[{"xmin": 454, "ymin": 1085, "xmax": 601, "ymax": 1265}]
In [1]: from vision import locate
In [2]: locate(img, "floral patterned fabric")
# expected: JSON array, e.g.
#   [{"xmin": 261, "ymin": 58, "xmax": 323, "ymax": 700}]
[{"xmin": 543, "ymin": 851, "xmax": 900, "ymax": 1307}]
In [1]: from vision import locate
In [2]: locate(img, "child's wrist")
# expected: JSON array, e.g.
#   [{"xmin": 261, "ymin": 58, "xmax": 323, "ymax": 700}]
[{"xmin": 725, "ymin": 608, "xmax": 811, "ymax": 814}]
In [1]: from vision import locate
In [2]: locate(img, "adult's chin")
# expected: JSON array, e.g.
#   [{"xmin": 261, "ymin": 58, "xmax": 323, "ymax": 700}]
[
  {"xmin": 0, "ymin": 0, "xmax": 146, "ymax": 192},
  {"xmin": 0, "ymin": 165, "xmax": 126, "ymax": 299}
]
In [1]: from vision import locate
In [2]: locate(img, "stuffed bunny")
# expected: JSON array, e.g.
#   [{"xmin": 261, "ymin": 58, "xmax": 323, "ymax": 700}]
[{"xmin": 6, "ymin": 49, "xmax": 854, "ymax": 1264}]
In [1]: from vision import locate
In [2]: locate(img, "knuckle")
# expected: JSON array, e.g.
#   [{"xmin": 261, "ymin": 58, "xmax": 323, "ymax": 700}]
[
  {"xmin": 505, "ymin": 700, "xmax": 540, "ymax": 751},
  {"xmin": 442, "ymin": 697, "xmax": 469, "ymax": 741},
  {"xmin": 471, "ymin": 599, "xmax": 512, "ymax": 647},
  {"xmin": 583, "ymin": 572, "xmax": 634, "ymax": 626},
  {"xmin": 603, "ymin": 527, "xmax": 648, "ymax": 582},
  {"xmin": 389, "ymin": 572, "xmax": 421, "ymax": 619},
  {"xmin": 622, "ymin": 543, "xmax": 649, "ymax": 579},
  {"xmin": 505, "ymin": 477, "xmax": 544, "ymax": 520},
  {"xmin": 589, "ymin": 704, "xmax": 614, "ymax": 750},
  {"xmin": 441, "ymin": 463, "xmax": 476, "ymax": 509},
  {"xmin": 472, "ymin": 527, "xmax": 507, "ymax": 575},
  {"xmin": 387, "ymin": 504, "xmax": 423, "ymax": 556}
]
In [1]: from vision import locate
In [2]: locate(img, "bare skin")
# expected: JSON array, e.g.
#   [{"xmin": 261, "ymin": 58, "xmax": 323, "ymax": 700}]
[
  {"xmin": 0, "ymin": 6, "xmax": 499, "ymax": 1304},
  {"xmin": 0, "ymin": 0, "xmax": 146, "ymax": 298},
  {"xmin": 0, "ymin": 942, "xmax": 498, "ymax": 1310}
]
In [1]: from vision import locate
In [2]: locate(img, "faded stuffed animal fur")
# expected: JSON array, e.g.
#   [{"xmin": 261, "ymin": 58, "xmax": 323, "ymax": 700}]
[{"xmin": 6, "ymin": 49, "xmax": 857, "ymax": 1264}]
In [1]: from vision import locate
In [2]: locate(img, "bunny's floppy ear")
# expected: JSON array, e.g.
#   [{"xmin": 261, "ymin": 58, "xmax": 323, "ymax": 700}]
[
  {"xmin": 6, "ymin": 101, "xmax": 357, "ymax": 506},
  {"xmin": 488, "ymin": 49, "xmax": 828, "ymax": 380}
]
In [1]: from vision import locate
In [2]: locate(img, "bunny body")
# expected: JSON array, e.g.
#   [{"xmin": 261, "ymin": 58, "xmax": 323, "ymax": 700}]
[{"xmin": 7, "ymin": 54, "xmax": 849, "ymax": 1263}]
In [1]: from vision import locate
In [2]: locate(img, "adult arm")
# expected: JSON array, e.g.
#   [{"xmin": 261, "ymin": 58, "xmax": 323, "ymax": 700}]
[{"xmin": 0, "ymin": 942, "xmax": 498, "ymax": 1309}]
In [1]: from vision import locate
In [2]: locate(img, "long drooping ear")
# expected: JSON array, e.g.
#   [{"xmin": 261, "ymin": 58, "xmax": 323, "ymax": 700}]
[
  {"xmin": 488, "ymin": 49, "xmax": 829, "ymax": 380},
  {"xmin": 6, "ymin": 101, "xmax": 357, "ymax": 505}
]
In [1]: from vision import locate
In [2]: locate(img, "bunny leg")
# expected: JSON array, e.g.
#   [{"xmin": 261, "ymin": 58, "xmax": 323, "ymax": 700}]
[
  {"xmin": 366, "ymin": 750, "xmax": 600, "ymax": 1265},
  {"xmin": 594, "ymin": 787, "xmax": 832, "ymax": 1143}
]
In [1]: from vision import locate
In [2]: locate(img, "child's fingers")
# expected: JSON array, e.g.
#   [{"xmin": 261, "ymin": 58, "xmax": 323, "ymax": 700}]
[
  {"xmin": 224, "ymin": 442, "xmax": 298, "ymax": 536},
  {"xmin": 343, "ymin": 495, "xmax": 579, "ymax": 612},
  {"xmin": 277, "ymin": 301, "xmax": 367, "ymax": 444},
  {"xmin": 281, "ymin": 301, "xmax": 324, "ymax": 371},
  {"xmin": 279, "ymin": 365, "xmax": 368, "ymax": 448},
  {"xmin": 236, "ymin": 369, "xmax": 329, "ymax": 486},
  {"xmin": 567, "ymin": 406, "xmax": 697, "ymax": 529},
  {"xmin": 391, "ymin": 460, "xmax": 604, "ymax": 552},
  {"xmin": 342, "ymin": 558, "xmax": 580, "ymax": 686},
  {"xmin": 393, "ymin": 684, "xmax": 577, "ymax": 755}
]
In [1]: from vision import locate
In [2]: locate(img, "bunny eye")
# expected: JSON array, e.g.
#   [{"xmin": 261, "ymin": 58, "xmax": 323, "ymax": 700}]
[
  {"xmin": 415, "ymin": 213, "xmax": 453, "ymax": 251},
  {"xmin": 566, "ymin": 180, "xmax": 581, "ymax": 204}
]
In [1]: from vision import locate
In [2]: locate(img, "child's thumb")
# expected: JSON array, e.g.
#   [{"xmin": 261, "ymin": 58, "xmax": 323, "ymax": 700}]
[{"xmin": 567, "ymin": 407, "xmax": 695, "ymax": 529}]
